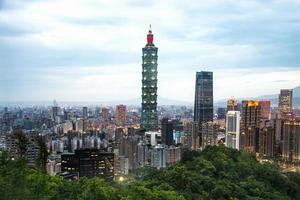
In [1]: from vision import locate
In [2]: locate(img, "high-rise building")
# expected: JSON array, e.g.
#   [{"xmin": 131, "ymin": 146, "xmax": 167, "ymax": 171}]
[
  {"xmin": 150, "ymin": 144, "xmax": 166, "ymax": 169},
  {"xmin": 141, "ymin": 25, "xmax": 158, "ymax": 131},
  {"xmin": 225, "ymin": 111, "xmax": 240, "ymax": 150},
  {"xmin": 161, "ymin": 118, "xmax": 174, "ymax": 146},
  {"xmin": 101, "ymin": 107, "xmax": 110, "ymax": 122},
  {"xmin": 227, "ymin": 98, "xmax": 238, "ymax": 111},
  {"xmin": 259, "ymin": 101, "xmax": 271, "ymax": 120},
  {"xmin": 116, "ymin": 104, "xmax": 126, "ymax": 126},
  {"xmin": 194, "ymin": 71, "xmax": 213, "ymax": 146},
  {"xmin": 82, "ymin": 106, "xmax": 88, "ymax": 118},
  {"xmin": 183, "ymin": 121, "xmax": 199, "ymax": 150},
  {"xmin": 240, "ymin": 100, "xmax": 261, "ymax": 153},
  {"xmin": 201, "ymin": 121, "xmax": 217, "ymax": 148},
  {"xmin": 51, "ymin": 106, "xmax": 60, "ymax": 122},
  {"xmin": 279, "ymin": 89, "xmax": 293, "ymax": 114},
  {"xmin": 259, "ymin": 120, "xmax": 275, "ymax": 158},
  {"xmin": 282, "ymin": 120, "xmax": 300, "ymax": 163},
  {"xmin": 61, "ymin": 149, "xmax": 114, "ymax": 182}
]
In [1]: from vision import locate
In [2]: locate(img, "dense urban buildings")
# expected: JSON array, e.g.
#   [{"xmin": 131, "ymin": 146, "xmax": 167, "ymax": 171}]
[
  {"xmin": 194, "ymin": 71, "xmax": 213, "ymax": 147},
  {"xmin": 141, "ymin": 26, "xmax": 158, "ymax": 131},
  {"xmin": 1, "ymin": 24, "xmax": 300, "ymax": 187}
]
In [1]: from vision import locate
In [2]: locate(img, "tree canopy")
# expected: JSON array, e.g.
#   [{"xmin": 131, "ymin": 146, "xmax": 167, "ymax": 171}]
[{"xmin": 0, "ymin": 146, "xmax": 299, "ymax": 200}]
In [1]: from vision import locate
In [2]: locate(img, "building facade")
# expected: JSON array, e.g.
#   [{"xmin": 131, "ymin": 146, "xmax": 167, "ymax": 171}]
[
  {"xmin": 201, "ymin": 121, "xmax": 217, "ymax": 149},
  {"xmin": 161, "ymin": 118, "xmax": 174, "ymax": 146},
  {"xmin": 282, "ymin": 121, "xmax": 300, "ymax": 163},
  {"xmin": 194, "ymin": 71, "xmax": 213, "ymax": 146},
  {"xmin": 240, "ymin": 100, "xmax": 261, "ymax": 153},
  {"xmin": 141, "ymin": 26, "xmax": 158, "ymax": 131},
  {"xmin": 225, "ymin": 111, "xmax": 240, "ymax": 150},
  {"xmin": 61, "ymin": 149, "xmax": 114, "ymax": 182},
  {"xmin": 279, "ymin": 89, "xmax": 293, "ymax": 114},
  {"xmin": 116, "ymin": 104, "xmax": 126, "ymax": 126}
]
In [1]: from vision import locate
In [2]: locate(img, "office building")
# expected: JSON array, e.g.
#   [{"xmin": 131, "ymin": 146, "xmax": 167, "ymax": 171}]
[
  {"xmin": 259, "ymin": 101, "xmax": 271, "ymax": 120},
  {"xmin": 116, "ymin": 104, "xmax": 126, "ymax": 126},
  {"xmin": 161, "ymin": 118, "xmax": 174, "ymax": 146},
  {"xmin": 225, "ymin": 111, "xmax": 240, "ymax": 150},
  {"xmin": 150, "ymin": 144, "xmax": 166, "ymax": 169},
  {"xmin": 201, "ymin": 121, "xmax": 217, "ymax": 148},
  {"xmin": 141, "ymin": 25, "xmax": 158, "ymax": 131},
  {"xmin": 83, "ymin": 107, "xmax": 88, "ymax": 118},
  {"xmin": 279, "ymin": 89, "xmax": 293, "ymax": 114},
  {"xmin": 101, "ymin": 107, "xmax": 110, "ymax": 122},
  {"xmin": 61, "ymin": 149, "xmax": 114, "ymax": 181},
  {"xmin": 194, "ymin": 71, "xmax": 213, "ymax": 146},
  {"xmin": 282, "ymin": 120, "xmax": 300, "ymax": 163},
  {"xmin": 240, "ymin": 100, "xmax": 261, "ymax": 153},
  {"xmin": 259, "ymin": 120, "xmax": 275, "ymax": 158}
]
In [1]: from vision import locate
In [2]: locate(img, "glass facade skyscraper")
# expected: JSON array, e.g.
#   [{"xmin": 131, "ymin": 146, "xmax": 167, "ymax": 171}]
[
  {"xmin": 141, "ymin": 26, "xmax": 158, "ymax": 131},
  {"xmin": 194, "ymin": 71, "xmax": 213, "ymax": 145}
]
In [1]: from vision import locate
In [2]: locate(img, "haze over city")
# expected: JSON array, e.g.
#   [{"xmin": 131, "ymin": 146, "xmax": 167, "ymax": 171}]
[{"xmin": 1, "ymin": 0, "xmax": 300, "ymax": 102}]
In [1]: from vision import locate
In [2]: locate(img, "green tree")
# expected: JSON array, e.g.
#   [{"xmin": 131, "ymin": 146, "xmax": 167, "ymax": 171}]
[{"xmin": 13, "ymin": 128, "xmax": 29, "ymax": 159}]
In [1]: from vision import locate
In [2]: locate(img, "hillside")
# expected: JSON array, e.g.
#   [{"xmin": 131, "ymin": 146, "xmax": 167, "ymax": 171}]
[{"xmin": 1, "ymin": 146, "xmax": 300, "ymax": 199}]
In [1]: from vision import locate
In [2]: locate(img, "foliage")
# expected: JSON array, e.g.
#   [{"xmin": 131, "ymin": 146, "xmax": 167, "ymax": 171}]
[
  {"xmin": 1, "ymin": 146, "xmax": 300, "ymax": 200},
  {"xmin": 35, "ymin": 136, "xmax": 49, "ymax": 172},
  {"xmin": 13, "ymin": 128, "xmax": 29, "ymax": 158}
]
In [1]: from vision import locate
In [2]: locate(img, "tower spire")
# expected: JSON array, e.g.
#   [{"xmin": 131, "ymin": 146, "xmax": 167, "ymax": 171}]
[{"xmin": 147, "ymin": 25, "xmax": 153, "ymax": 44}]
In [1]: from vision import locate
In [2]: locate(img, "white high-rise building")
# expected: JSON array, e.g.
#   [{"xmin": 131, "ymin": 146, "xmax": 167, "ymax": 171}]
[{"xmin": 225, "ymin": 111, "xmax": 240, "ymax": 150}]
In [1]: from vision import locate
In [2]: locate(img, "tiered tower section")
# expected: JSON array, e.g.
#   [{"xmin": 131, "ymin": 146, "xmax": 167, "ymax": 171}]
[{"xmin": 141, "ymin": 26, "xmax": 158, "ymax": 131}]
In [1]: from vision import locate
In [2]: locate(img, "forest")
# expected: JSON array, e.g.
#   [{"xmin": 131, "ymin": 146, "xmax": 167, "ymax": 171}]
[{"xmin": 1, "ymin": 145, "xmax": 300, "ymax": 200}]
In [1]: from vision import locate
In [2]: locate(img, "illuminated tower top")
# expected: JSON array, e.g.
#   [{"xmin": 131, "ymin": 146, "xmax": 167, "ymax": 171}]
[{"xmin": 147, "ymin": 24, "xmax": 154, "ymax": 44}]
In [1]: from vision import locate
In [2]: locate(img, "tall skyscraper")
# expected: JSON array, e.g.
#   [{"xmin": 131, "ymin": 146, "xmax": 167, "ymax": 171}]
[
  {"xmin": 194, "ymin": 71, "xmax": 213, "ymax": 145},
  {"xmin": 225, "ymin": 111, "xmax": 240, "ymax": 150},
  {"xmin": 116, "ymin": 104, "xmax": 126, "ymax": 126},
  {"xmin": 82, "ymin": 106, "xmax": 88, "ymax": 118},
  {"xmin": 282, "ymin": 120, "xmax": 300, "ymax": 163},
  {"xmin": 141, "ymin": 25, "xmax": 158, "ymax": 131},
  {"xmin": 161, "ymin": 118, "xmax": 174, "ymax": 146},
  {"xmin": 279, "ymin": 89, "xmax": 293, "ymax": 114},
  {"xmin": 240, "ymin": 100, "xmax": 261, "ymax": 153},
  {"xmin": 259, "ymin": 120, "xmax": 275, "ymax": 158}
]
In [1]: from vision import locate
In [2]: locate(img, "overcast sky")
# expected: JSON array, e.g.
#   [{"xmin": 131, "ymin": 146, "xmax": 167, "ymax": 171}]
[{"xmin": 1, "ymin": 0, "xmax": 300, "ymax": 103}]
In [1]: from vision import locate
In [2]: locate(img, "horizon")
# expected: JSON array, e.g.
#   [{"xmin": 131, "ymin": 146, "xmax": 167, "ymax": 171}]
[{"xmin": 1, "ymin": 0, "xmax": 300, "ymax": 102}]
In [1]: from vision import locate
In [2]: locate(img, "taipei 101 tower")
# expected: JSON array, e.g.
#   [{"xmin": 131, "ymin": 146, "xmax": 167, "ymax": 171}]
[{"xmin": 141, "ymin": 25, "xmax": 158, "ymax": 131}]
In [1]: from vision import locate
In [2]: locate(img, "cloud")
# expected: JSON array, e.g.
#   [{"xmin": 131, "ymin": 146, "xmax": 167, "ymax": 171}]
[{"xmin": 0, "ymin": 0, "xmax": 300, "ymax": 102}]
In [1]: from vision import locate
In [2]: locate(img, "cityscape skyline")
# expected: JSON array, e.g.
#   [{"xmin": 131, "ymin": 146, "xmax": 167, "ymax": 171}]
[{"xmin": 1, "ymin": 0, "xmax": 300, "ymax": 102}]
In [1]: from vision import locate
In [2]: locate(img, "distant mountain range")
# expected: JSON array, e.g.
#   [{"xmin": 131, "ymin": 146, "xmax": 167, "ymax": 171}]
[
  {"xmin": 0, "ymin": 97, "xmax": 193, "ymax": 107},
  {"xmin": 1, "ymin": 87, "xmax": 299, "ymax": 107},
  {"xmin": 215, "ymin": 86, "xmax": 300, "ymax": 107}
]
